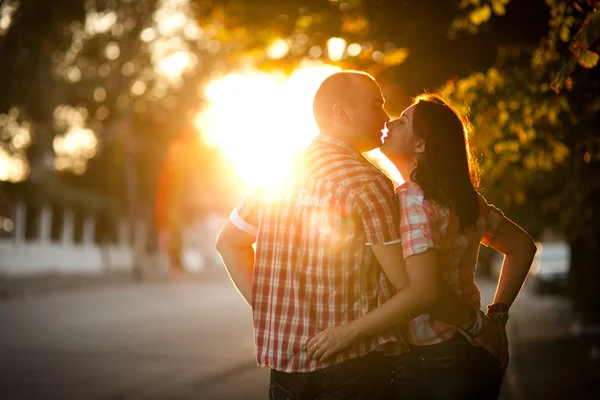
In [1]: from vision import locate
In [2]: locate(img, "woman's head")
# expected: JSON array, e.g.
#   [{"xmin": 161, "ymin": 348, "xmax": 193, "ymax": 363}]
[{"xmin": 383, "ymin": 93, "xmax": 480, "ymax": 230}]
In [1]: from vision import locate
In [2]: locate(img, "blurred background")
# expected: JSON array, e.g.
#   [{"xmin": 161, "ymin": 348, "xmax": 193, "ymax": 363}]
[{"xmin": 0, "ymin": 0, "xmax": 599, "ymax": 399}]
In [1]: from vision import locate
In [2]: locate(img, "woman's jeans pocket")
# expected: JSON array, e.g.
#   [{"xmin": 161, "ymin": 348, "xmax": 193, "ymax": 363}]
[
  {"xmin": 467, "ymin": 344, "xmax": 503, "ymax": 399},
  {"xmin": 394, "ymin": 334, "xmax": 502, "ymax": 400},
  {"xmin": 420, "ymin": 345, "xmax": 469, "ymax": 399}
]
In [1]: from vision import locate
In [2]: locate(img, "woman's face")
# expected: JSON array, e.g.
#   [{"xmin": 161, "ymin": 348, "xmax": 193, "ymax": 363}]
[{"xmin": 381, "ymin": 104, "xmax": 422, "ymax": 160}]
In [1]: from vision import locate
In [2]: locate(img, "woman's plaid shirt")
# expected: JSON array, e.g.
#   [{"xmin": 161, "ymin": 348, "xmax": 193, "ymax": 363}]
[
  {"xmin": 230, "ymin": 135, "xmax": 406, "ymax": 373},
  {"xmin": 396, "ymin": 180, "xmax": 505, "ymax": 346}
]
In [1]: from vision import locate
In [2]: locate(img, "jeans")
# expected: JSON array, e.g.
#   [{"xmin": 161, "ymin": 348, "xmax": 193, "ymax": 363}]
[
  {"xmin": 392, "ymin": 334, "xmax": 503, "ymax": 400},
  {"xmin": 269, "ymin": 352, "xmax": 393, "ymax": 400}
]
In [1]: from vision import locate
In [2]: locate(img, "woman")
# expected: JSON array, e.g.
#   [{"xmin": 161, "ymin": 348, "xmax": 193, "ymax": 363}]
[{"xmin": 307, "ymin": 94, "xmax": 537, "ymax": 399}]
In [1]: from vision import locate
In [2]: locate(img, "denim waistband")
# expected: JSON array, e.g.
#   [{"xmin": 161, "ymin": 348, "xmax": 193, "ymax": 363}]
[{"xmin": 408, "ymin": 333, "xmax": 469, "ymax": 355}]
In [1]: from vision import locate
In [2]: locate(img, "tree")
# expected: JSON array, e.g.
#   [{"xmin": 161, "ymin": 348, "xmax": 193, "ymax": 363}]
[{"xmin": 442, "ymin": 1, "xmax": 600, "ymax": 322}]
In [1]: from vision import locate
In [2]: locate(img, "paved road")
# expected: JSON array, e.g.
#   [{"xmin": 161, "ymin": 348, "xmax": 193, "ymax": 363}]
[
  {"xmin": 2, "ymin": 270, "xmax": 593, "ymax": 400},
  {"xmin": 0, "ymin": 272, "xmax": 269, "ymax": 400}
]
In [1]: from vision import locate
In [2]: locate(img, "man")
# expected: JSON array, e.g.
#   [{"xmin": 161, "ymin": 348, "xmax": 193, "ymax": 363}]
[{"xmin": 216, "ymin": 71, "xmax": 490, "ymax": 399}]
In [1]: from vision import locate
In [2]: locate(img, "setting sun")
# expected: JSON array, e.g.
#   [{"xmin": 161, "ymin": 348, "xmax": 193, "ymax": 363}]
[{"xmin": 194, "ymin": 62, "xmax": 402, "ymax": 187}]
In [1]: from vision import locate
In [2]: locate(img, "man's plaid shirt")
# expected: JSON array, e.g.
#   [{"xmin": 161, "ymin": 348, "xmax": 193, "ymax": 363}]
[
  {"xmin": 397, "ymin": 180, "xmax": 505, "ymax": 346},
  {"xmin": 230, "ymin": 135, "xmax": 406, "ymax": 373}
]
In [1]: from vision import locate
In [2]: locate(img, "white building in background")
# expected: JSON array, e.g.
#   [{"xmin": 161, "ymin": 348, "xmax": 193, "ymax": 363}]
[{"xmin": 0, "ymin": 203, "xmax": 226, "ymax": 277}]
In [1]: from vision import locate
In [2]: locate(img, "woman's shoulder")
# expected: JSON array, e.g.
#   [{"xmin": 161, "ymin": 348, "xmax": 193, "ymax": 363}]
[
  {"xmin": 395, "ymin": 180, "xmax": 424, "ymax": 197},
  {"xmin": 476, "ymin": 192, "xmax": 504, "ymax": 219},
  {"xmin": 395, "ymin": 180, "xmax": 434, "ymax": 211}
]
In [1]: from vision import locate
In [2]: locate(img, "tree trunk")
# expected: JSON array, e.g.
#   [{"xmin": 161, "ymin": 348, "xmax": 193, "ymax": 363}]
[{"xmin": 568, "ymin": 236, "xmax": 600, "ymax": 324}]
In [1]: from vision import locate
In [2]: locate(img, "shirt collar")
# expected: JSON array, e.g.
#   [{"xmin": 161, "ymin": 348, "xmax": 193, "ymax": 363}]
[{"xmin": 313, "ymin": 134, "xmax": 370, "ymax": 163}]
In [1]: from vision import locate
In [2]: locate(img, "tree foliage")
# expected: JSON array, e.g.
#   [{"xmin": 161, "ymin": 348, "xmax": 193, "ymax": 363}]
[{"xmin": 443, "ymin": 1, "xmax": 600, "ymax": 321}]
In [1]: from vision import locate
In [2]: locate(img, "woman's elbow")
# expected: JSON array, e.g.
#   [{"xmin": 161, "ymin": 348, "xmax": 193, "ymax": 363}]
[
  {"xmin": 504, "ymin": 235, "xmax": 537, "ymax": 260},
  {"xmin": 526, "ymin": 239, "xmax": 537, "ymax": 260},
  {"xmin": 517, "ymin": 237, "xmax": 537, "ymax": 263}
]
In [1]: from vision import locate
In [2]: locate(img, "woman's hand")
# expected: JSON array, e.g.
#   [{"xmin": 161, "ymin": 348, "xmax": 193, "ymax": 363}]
[
  {"xmin": 307, "ymin": 324, "xmax": 358, "ymax": 362},
  {"xmin": 470, "ymin": 317, "xmax": 509, "ymax": 374}
]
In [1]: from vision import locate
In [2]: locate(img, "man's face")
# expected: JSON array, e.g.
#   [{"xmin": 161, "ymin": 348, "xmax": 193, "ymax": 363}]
[
  {"xmin": 381, "ymin": 104, "xmax": 421, "ymax": 159},
  {"xmin": 346, "ymin": 78, "xmax": 390, "ymax": 151}
]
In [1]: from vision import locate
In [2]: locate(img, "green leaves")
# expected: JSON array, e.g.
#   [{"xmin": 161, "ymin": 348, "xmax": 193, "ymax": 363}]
[
  {"xmin": 469, "ymin": 5, "xmax": 492, "ymax": 25},
  {"xmin": 578, "ymin": 50, "xmax": 599, "ymax": 68},
  {"xmin": 490, "ymin": 0, "xmax": 509, "ymax": 16},
  {"xmin": 551, "ymin": 55, "xmax": 577, "ymax": 93},
  {"xmin": 450, "ymin": 0, "xmax": 511, "ymax": 36}
]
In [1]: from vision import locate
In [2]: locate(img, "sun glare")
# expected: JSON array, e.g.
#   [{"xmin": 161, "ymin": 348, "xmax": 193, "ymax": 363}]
[
  {"xmin": 195, "ymin": 62, "xmax": 339, "ymax": 187},
  {"xmin": 195, "ymin": 62, "xmax": 402, "ymax": 188}
]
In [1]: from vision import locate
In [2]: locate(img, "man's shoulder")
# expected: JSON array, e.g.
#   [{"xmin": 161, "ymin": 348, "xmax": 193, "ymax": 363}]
[
  {"xmin": 302, "ymin": 145, "xmax": 383, "ymax": 177},
  {"xmin": 327, "ymin": 158, "xmax": 390, "ymax": 195}
]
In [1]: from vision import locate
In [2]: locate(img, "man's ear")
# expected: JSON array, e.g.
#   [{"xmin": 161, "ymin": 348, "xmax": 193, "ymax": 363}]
[{"xmin": 333, "ymin": 103, "xmax": 349, "ymax": 125}]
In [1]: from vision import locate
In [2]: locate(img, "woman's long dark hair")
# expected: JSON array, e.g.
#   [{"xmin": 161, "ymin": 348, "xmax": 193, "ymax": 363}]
[{"xmin": 411, "ymin": 93, "xmax": 480, "ymax": 231}]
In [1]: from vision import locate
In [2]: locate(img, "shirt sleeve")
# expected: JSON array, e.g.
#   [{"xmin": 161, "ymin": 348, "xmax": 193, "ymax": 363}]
[
  {"xmin": 398, "ymin": 186, "xmax": 442, "ymax": 259},
  {"xmin": 479, "ymin": 194, "xmax": 504, "ymax": 246},
  {"xmin": 353, "ymin": 176, "xmax": 402, "ymax": 245},
  {"xmin": 230, "ymin": 189, "xmax": 260, "ymax": 236}
]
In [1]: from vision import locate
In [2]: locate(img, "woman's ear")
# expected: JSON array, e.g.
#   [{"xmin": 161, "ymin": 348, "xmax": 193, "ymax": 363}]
[{"xmin": 414, "ymin": 138, "xmax": 426, "ymax": 154}]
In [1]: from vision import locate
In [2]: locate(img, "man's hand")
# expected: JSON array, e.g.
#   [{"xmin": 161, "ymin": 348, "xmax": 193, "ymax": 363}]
[
  {"xmin": 306, "ymin": 325, "xmax": 358, "ymax": 362},
  {"xmin": 470, "ymin": 317, "xmax": 509, "ymax": 374}
]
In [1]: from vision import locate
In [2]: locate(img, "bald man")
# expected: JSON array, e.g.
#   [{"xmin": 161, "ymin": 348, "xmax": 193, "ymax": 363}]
[{"xmin": 215, "ymin": 71, "xmax": 405, "ymax": 399}]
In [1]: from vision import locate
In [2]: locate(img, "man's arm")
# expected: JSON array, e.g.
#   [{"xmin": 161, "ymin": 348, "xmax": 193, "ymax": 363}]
[{"xmin": 215, "ymin": 221, "xmax": 256, "ymax": 306}]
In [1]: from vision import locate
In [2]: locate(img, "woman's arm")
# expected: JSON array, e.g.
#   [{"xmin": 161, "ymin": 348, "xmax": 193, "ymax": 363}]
[
  {"xmin": 354, "ymin": 246, "xmax": 477, "ymax": 336},
  {"xmin": 307, "ymin": 246, "xmax": 477, "ymax": 361},
  {"xmin": 488, "ymin": 217, "xmax": 537, "ymax": 307}
]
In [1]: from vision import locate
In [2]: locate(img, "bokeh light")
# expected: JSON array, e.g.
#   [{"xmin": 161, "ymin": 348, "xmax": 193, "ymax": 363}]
[
  {"xmin": 158, "ymin": 51, "xmax": 192, "ymax": 80},
  {"xmin": 0, "ymin": 107, "xmax": 31, "ymax": 183},
  {"xmin": 84, "ymin": 10, "xmax": 117, "ymax": 35},
  {"xmin": 267, "ymin": 39, "xmax": 290, "ymax": 59},
  {"xmin": 0, "ymin": 0, "xmax": 20, "ymax": 36},
  {"xmin": 52, "ymin": 105, "xmax": 98, "ymax": 174},
  {"xmin": 347, "ymin": 43, "xmax": 362, "ymax": 57},
  {"xmin": 327, "ymin": 37, "xmax": 347, "ymax": 61},
  {"xmin": 146, "ymin": 0, "xmax": 200, "ymax": 86}
]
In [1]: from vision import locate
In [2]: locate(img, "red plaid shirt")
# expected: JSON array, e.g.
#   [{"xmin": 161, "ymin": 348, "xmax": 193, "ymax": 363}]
[
  {"xmin": 397, "ymin": 180, "xmax": 504, "ymax": 346},
  {"xmin": 230, "ymin": 135, "xmax": 406, "ymax": 373}
]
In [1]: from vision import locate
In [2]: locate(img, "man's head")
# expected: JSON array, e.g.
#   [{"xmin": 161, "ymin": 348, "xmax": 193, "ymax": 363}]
[{"xmin": 313, "ymin": 71, "xmax": 390, "ymax": 152}]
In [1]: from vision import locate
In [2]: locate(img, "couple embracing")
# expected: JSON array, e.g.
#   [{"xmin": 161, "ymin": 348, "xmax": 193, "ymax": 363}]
[{"xmin": 216, "ymin": 71, "xmax": 536, "ymax": 400}]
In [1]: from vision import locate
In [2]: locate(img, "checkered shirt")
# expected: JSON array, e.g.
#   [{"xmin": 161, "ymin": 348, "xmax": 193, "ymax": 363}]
[
  {"xmin": 397, "ymin": 180, "xmax": 504, "ymax": 346},
  {"xmin": 230, "ymin": 135, "xmax": 406, "ymax": 373}
]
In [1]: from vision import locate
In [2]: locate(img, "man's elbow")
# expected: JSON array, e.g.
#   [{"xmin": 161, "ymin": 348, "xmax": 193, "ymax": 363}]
[{"xmin": 215, "ymin": 233, "xmax": 230, "ymax": 254}]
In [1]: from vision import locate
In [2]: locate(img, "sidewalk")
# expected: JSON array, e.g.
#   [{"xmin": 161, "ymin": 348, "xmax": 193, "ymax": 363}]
[
  {"xmin": 0, "ymin": 266, "xmax": 230, "ymax": 301},
  {"xmin": 498, "ymin": 282, "xmax": 600, "ymax": 399}
]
